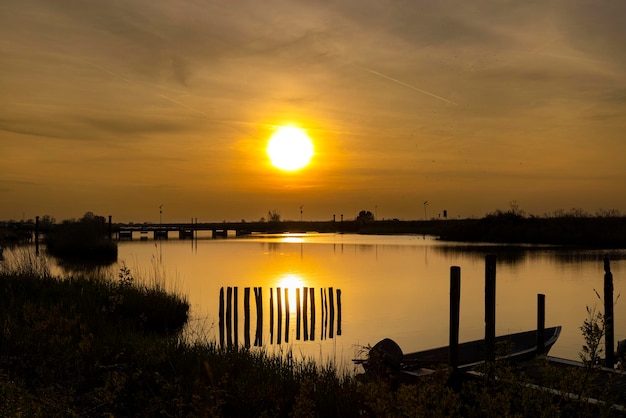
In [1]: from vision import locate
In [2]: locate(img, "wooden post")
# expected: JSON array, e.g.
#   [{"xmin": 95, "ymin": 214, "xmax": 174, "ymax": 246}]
[
  {"xmin": 337, "ymin": 289, "xmax": 342, "ymax": 336},
  {"xmin": 537, "ymin": 294, "xmax": 545, "ymax": 353},
  {"xmin": 255, "ymin": 287, "xmax": 263, "ymax": 347},
  {"xmin": 226, "ymin": 287, "xmax": 233, "ymax": 348},
  {"xmin": 219, "ymin": 287, "xmax": 225, "ymax": 348},
  {"xmin": 269, "ymin": 288, "xmax": 274, "ymax": 345},
  {"xmin": 605, "ymin": 255, "xmax": 615, "ymax": 367},
  {"xmin": 485, "ymin": 254, "xmax": 497, "ymax": 363},
  {"xmin": 319, "ymin": 288, "xmax": 324, "ymax": 340},
  {"xmin": 450, "ymin": 266, "xmax": 461, "ymax": 371},
  {"xmin": 296, "ymin": 288, "xmax": 301, "ymax": 340},
  {"xmin": 310, "ymin": 287, "xmax": 316, "ymax": 341},
  {"xmin": 277, "ymin": 287, "xmax": 282, "ymax": 344},
  {"xmin": 329, "ymin": 287, "xmax": 335, "ymax": 338},
  {"xmin": 244, "ymin": 288, "xmax": 251, "ymax": 348},
  {"xmin": 284, "ymin": 288, "xmax": 290, "ymax": 343},
  {"xmin": 233, "ymin": 287, "xmax": 239, "ymax": 347},
  {"xmin": 303, "ymin": 287, "xmax": 309, "ymax": 341}
]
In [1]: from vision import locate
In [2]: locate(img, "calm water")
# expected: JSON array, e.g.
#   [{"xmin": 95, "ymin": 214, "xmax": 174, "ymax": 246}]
[{"xmin": 26, "ymin": 233, "xmax": 626, "ymax": 369}]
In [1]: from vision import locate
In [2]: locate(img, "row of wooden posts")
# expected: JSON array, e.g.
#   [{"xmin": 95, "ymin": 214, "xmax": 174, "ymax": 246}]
[
  {"xmin": 448, "ymin": 254, "xmax": 617, "ymax": 370},
  {"xmin": 218, "ymin": 286, "xmax": 342, "ymax": 349}
]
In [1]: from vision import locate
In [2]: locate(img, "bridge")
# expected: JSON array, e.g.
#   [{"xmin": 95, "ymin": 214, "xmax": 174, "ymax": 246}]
[{"xmin": 116, "ymin": 220, "xmax": 351, "ymax": 240}]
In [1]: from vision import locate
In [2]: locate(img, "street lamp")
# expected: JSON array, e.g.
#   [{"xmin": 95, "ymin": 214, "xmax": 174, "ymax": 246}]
[
  {"xmin": 159, "ymin": 204, "xmax": 164, "ymax": 225},
  {"xmin": 423, "ymin": 201, "xmax": 429, "ymax": 221}
]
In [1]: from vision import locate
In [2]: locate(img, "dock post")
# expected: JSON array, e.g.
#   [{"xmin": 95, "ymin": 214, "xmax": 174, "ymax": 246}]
[
  {"xmin": 284, "ymin": 288, "xmax": 289, "ymax": 343},
  {"xmin": 233, "ymin": 287, "xmax": 239, "ymax": 348},
  {"xmin": 219, "ymin": 287, "xmax": 225, "ymax": 348},
  {"xmin": 337, "ymin": 289, "xmax": 342, "ymax": 336},
  {"xmin": 450, "ymin": 266, "xmax": 461, "ymax": 371},
  {"xmin": 329, "ymin": 287, "xmax": 335, "ymax": 338},
  {"xmin": 303, "ymin": 287, "xmax": 309, "ymax": 341},
  {"xmin": 277, "ymin": 287, "xmax": 282, "ymax": 344},
  {"xmin": 244, "ymin": 288, "xmax": 251, "ymax": 348},
  {"xmin": 269, "ymin": 288, "xmax": 274, "ymax": 344},
  {"xmin": 226, "ymin": 287, "xmax": 233, "ymax": 347},
  {"xmin": 296, "ymin": 288, "xmax": 301, "ymax": 340},
  {"xmin": 537, "ymin": 294, "xmax": 545, "ymax": 353},
  {"xmin": 604, "ymin": 255, "xmax": 615, "ymax": 367},
  {"xmin": 485, "ymin": 254, "xmax": 497, "ymax": 363}
]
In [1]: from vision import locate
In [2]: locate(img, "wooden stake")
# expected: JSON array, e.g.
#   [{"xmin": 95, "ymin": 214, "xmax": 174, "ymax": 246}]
[
  {"xmin": 485, "ymin": 255, "xmax": 497, "ymax": 363},
  {"xmin": 450, "ymin": 266, "xmax": 461, "ymax": 371},
  {"xmin": 605, "ymin": 255, "xmax": 615, "ymax": 367}
]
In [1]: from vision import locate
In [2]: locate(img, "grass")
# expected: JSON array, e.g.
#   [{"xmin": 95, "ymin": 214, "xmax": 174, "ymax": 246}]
[{"xmin": 1, "ymin": 249, "xmax": 625, "ymax": 417}]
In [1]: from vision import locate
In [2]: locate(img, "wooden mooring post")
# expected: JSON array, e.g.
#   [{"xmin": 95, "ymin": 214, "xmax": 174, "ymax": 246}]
[
  {"xmin": 296, "ymin": 288, "xmax": 301, "ymax": 340},
  {"xmin": 336, "ymin": 289, "xmax": 342, "ymax": 336},
  {"xmin": 310, "ymin": 287, "xmax": 316, "ymax": 341},
  {"xmin": 277, "ymin": 287, "xmax": 282, "ymax": 344},
  {"xmin": 537, "ymin": 293, "xmax": 546, "ymax": 353},
  {"xmin": 329, "ymin": 287, "xmax": 335, "ymax": 338},
  {"xmin": 219, "ymin": 287, "xmax": 225, "ymax": 348},
  {"xmin": 226, "ymin": 287, "xmax": 233, "ymax": 347},
  {"xmin": 605, "ymin": 255, "xmax": 615, "ymax": 367},
  {"xmin": 450, "ymin": 266, "xmax": 461, "ymax": 371},
  {"xmin": 244, "ymin": 288, "xmax": 251, "ymax": 348},
  {"xmin": 284, "ymin": 288, "xmax": 290, "ymax": 343},
  {"xmin": 303, "ymin": 287, "xmax": 309, "ymax": 341},
  {"xmin": 269, "ymin": 288, "xmax": 274, "ymax": 344},
  {"xmin": 255, "ymin": 287, "xmax": 263, "ymax": 347},
  {"xmin": 233, "ymin": 287, "xmax": 239, "ymax": 347},
  {"xmin": 485, "ymin": 255, "xmax": 497, "ymax": 363}
]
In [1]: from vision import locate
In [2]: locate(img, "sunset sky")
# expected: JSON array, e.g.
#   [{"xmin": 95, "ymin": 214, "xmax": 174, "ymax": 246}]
[{"xmin": 2, "ymin": 1, "xmax": 625, "ymax": 223}]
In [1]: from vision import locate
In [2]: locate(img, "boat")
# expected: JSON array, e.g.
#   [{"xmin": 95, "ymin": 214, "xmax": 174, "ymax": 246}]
[{"xmin": 357, "ymin": 326, "xmax": 561, "ymax": 376}]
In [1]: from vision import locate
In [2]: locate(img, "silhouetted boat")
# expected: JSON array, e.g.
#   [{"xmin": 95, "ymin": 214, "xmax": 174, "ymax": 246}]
[{"xmin": 356, "ymin": 326, "xmax": 561, "ymax": 375}]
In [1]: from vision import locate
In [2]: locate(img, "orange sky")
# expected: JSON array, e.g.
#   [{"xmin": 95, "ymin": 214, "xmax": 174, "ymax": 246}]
[{"xmin": 1, "ymin": 1, "xmax": 625, "ymax": 223}]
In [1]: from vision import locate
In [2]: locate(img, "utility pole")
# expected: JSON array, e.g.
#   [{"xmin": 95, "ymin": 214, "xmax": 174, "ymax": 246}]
[
  {"xmin": 423, "ymin": 201, "xmax": 429, "ymax": 221},
  {"xmin": 300, "ymin": 205, "xmax": 303, "ymax": 222},
  {"xmin": 159, "ymin": 204, "xmax": 164, "ymax": 225}
]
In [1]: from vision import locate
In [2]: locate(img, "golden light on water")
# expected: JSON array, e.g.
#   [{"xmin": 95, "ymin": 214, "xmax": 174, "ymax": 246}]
[{"xmin": 275, "ymin": 273, "xmax": 307, "ymax": 313}]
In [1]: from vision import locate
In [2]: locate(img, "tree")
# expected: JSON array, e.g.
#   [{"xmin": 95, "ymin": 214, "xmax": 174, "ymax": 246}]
[
  {"xmin": 267, "ymin": 209, "xmax": 281, "ymax": 223},
  {"xmin": 356, "ymin": 210, "xmax": 375, "ymax": 224}
]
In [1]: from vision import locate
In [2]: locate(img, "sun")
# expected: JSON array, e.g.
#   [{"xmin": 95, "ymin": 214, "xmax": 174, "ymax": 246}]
[{"xmin": 267, "ymin": 126, "xmax": 314, "ymax": 171}]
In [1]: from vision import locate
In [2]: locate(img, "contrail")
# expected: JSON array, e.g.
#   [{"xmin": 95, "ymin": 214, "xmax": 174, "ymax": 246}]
[{"xmin": 353, "ymin": 64, "xmax": 457, "ymax": 105}]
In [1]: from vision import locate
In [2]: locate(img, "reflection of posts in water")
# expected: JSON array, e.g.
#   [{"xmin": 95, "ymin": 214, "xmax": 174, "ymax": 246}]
[
  {"xmin": 269, "ymin": 288, "xmax": 274, "ymax": 344},
  {"xmin": 284, "ymin": 288, "xmax": 290, "ymax": 343},
  {"xmin": 296, "ymin": 288, "xmax": 301, "ymax": 340},
  {"xmin": 336, "ymin": 289, "xmax": 342, "ymax": 336},
  {"xmin": 277, "ymin": 287, "xmax": 282, "ymax": 344},
  {"xmin": 255, "ymin": 287, "xmax": 263, "ymax": 346},
  {"xmin": 244, "ymin": 287, "xmax": 251, "ymax": 348},
  {"xmin": 226, "ymin": 287, "xmax": 233, "ymax": 348},
  {"xmin": 309, "ymin": 288, "xmax": 316, "ymax": 341},
  {"xmin": 233, "ymin": 287, "xmax": 239, "ymax": 347},
  {"xmin": 219, "ymin": 287, "xmax": 225, "ymax": 348},
  {"xmin": 329, "ymin": 287, "xmax": 335, "ymax": 338},
  {"xmin": 303, "ymin": 287, "xmax": 309, "ymax": 341}
]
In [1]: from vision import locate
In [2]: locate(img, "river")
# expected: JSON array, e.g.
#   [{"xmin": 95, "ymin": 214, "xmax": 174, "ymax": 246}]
[{"xmin": 26, "ymin": 233, "xmax": 626, "ymax": 370}]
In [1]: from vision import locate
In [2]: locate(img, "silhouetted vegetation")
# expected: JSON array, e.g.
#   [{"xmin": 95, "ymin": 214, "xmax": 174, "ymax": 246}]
[{"xmin": 45, "ymin": 212, "xmax": 117, "ymax": 264}]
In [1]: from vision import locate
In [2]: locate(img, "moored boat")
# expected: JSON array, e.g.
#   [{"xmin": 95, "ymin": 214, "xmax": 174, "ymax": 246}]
[{"xmin": 357, "ymin": 326, "xmax": 561, "ymax": 375}]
